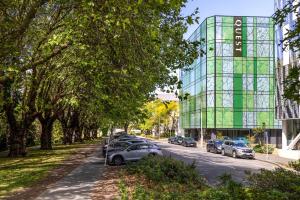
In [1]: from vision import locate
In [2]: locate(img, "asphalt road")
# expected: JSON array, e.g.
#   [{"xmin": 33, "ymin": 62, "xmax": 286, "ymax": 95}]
[{"xmin": 154, "ymin": 140, "xmax": 277, "ymax": 185}]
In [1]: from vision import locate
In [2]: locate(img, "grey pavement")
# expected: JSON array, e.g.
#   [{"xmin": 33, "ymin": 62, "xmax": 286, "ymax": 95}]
[
  {"xmin": 255, "ymin": 152, "xmax": 293, "ymax": 167},
  {"xmin": 154, "ymin": 140, "xmax": 279, "ymax": 185},
  {"xmin": 35, "ymin": 146, "xmax": 105, "ymax": 200}
]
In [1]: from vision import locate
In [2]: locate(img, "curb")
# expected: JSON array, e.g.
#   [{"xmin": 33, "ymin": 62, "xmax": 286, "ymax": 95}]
[{"xmin": 255, "ymin": 157, "xmax": 286, "ymax": 169}]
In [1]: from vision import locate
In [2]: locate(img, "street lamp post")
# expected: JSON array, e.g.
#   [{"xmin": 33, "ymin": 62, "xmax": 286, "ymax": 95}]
[{"xmin": 200, "ymin": 109, "xmax": 203, "ymax": 148}]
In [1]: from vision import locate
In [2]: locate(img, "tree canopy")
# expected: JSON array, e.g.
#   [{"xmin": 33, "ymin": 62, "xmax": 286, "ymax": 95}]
[{"xmin": 0, "ymin": 0, "xmax": 201, "ymax": 156}]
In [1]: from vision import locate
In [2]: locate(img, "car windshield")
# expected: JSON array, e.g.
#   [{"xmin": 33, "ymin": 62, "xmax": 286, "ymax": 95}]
[
  {"xmin": 215, "ymin": 141, "xmax": 223, "ymax": 145},
  {"xmin": 234, "ymin": 143, "xmax": 247, "ymax": 147}
]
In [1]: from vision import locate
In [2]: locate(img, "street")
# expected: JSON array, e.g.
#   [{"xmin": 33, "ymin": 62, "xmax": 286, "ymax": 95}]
[{"xmin": 154, "ymin": 140, "xmax": 278, "ymax": 185}]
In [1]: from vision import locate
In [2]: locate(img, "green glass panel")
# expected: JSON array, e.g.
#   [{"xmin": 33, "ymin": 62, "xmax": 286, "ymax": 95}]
[
  {"xmin": 247, "ymin": 94, "xmax": 254, "ymax": 110},
  {"xmin": 207, "ymin": 60, "xmax": 214, "ymax": 75},
  {"xmin": 216, "ymin": 76, "xmax": 222, "ymax": 91},
  {"xmin": 269, "ymin": 22, "xmax": 274, "ymax": 41},
  {"xmin": 216, "ymin": 93, "xmax": 222, "ymax": 107},
  {"xmin": 222, "ymin": 16, "xmax": 233, "ymax": 24},
  {"xmin": 207, "ymin": 17, "xmax": 215, "ymax": 25},
  {"xmin": 233, "ymin": 73, "xmax": 243, "ymax": 127},
  {"xmin": 207, "ymin": 26, "xmax": 215, "ymax": 41},
  {"xmin": 243, "ymin": 59, "xmax": 247, "ymax": 74},
  {"xmin": 246, "ymin": 59, "xmax": 254, "ymax": 74},
  {"xmin": 207, "ymin": 42, "xmax": 215, "ymax": 57},
  {"xmin": 222, "ymin": 26, "xmax": 233, "ymax": 40},
  {"xmin": 234, "ymin": 57, "xmax": 243, "ymax": 73},
  {"xmin": 243, "ymin": 94, "xmax": 248, "ymax": 108},
  {"xmin": 223, "ymin": 108, "xmax": 233, "ymax": 127},
  {"xmin": 269, "ymin": 77, "xmax": 274, "ymax": 92},
  {"xmin": 216, "ymin": 109, "xmax": 223, "ymax": 128},
  {"xmin": 269, "ymin": 112, "xmax": 274, "ymax": 127},
  {"xmin": 254, "ymin": 58, "xmax": 257, "ymax": 91},
  {"xmin": 234, "ymin": 111, "xmax": 243, "ymax": 128},
  {"xmin": 202, "ymin": 110, "xmax": 207, "ymax": 128},
  {"xmin": 207, "ymin": 108, "xmax": 215, "ymax": 128},
  {"xmin": 257, "ymin": 112, "xmax": 269, "ymax": 126},
  {"xmin": 216, "ymin": 58, "xmax": 222, "ymax": 74},
  {"xmin": 257, "ymin": 58, "xmax": 269, "ymax": 74},
  {"xmin": 270, "ymin": 96, "xmax": 274, "ymax": 108}
]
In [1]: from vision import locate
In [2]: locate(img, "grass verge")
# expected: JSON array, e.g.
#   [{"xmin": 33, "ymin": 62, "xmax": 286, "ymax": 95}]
[{"xmin": 0, "ymin": 140, "xmax": 101, "ymax": 199}]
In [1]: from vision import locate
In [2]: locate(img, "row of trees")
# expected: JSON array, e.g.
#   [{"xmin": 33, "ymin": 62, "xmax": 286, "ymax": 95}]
[{"xmin": 0, "ymin": 0, "xmax": 201, "ymax": 157}]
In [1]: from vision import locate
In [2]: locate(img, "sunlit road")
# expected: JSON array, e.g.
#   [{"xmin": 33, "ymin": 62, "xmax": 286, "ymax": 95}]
[{"xmin": 153, "ymin": 140, "xmax": 277, "ymax": 185}]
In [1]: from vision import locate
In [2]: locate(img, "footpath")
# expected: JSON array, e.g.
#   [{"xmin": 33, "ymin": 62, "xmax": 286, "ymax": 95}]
[{"xmin": 34, "ymin": 146, "xmax": 105, "ymax": 200}]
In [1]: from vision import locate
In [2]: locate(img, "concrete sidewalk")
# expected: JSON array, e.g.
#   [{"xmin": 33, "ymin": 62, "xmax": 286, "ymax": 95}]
[
  {"xmin": 254, "ymin": 153, "xmax": 293, "ymax": 168},
  {"xmin": 35, "ymin": 146, "xmax": 105, "ymax": 200}
]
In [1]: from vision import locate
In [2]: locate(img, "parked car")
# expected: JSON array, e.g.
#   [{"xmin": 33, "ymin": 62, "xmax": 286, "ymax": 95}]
[
  {"xmin": 206, "ymin": 140, "xmax": 223, "ymax": 153},
  {"xmin": 173, "ymin": 136, "xmax": 184, "ymax": 145},
  {"xmin": 168, "ymin": 136, "xmax": 177, "ymax": 144},
  {"xmin": 108, "ymin": 143, "xmax": 163, "ymax": 165},
  {"xmin": 181, "ymin": 137, "xmax": 197, "ymax": 147},
  {"xmin": 103, "ymin": 141, "xmax": 131, "ymax": 156},
  {"xmin": 103, "ymin": 139, "xmax": 147, "ymax": 156},
  {"xmin": 221, "ymin": 140, "xmax": 255, "ymax": 159}
]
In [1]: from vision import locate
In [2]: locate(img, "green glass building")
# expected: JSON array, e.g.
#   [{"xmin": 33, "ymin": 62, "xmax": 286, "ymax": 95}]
[{"xmin": 179, "ymin": 16, "xmax": 281, "ymax": 142}]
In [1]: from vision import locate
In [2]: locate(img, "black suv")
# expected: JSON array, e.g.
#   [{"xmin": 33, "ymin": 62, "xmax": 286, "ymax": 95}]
[
  {"xmin": 181, "ymin": 137, "xmax": 197, "ymax": 147},
  {"xmin": 206, "ymin": 140, "xmax": 224, "ymax": 153}
]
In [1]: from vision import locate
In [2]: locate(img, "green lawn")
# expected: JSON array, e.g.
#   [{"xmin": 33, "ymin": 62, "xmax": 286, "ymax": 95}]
[{"xmin": 0, "ymin": 141, "xmax": 101, "ymax": 198}]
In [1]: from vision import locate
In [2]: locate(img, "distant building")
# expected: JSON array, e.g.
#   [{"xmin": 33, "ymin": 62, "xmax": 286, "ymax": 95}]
[
  {"xmin": 179, "ymin": 15, "xmax": 281, "ymax": 144},
  {"xmin": 156, "ymin": 92, "xmax": 178, "ymax": 101},
  {"xmin": 275, "ymin": 0, "xmax": 300, "ymax": 159}
]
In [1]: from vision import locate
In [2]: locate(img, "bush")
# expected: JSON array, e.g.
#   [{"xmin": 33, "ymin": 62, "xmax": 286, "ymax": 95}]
[
  {"xmin": 288, "ymin": 159, "xmax": 300, "ymax": 172},
  {"xmin": 246, "ymin": 168, "xmax": 300, "ymax": 200},
  {"xmin": 126, "ymin": 156, "xmax": 206, "ymax": 188},
  {"xmin": 253, "ymin": 144, "xmax": 274, "ymax": 154}
]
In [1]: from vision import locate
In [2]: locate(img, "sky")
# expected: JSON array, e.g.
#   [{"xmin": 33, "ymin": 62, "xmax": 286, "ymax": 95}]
[{"xmin": 182, "ymin": 0, "xmax": 275, "ymax": 38}]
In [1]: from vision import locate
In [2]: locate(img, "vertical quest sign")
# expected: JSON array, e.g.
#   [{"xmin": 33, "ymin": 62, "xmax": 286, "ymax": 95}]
[{"xmin": 234, "ymin": 16, "xmax": 243, "ymax": 57}]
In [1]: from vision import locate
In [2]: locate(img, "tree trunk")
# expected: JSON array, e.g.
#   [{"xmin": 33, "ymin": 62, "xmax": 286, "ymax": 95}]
[
  {"xmin": 6, "ymin": 104, "xmax": 28, "ymax": 157},
  {"xmin": 92, "ymin": 129, "xmax": 98, "ymax": 139},
  {"xmin": 124, "ymin": 123, "xmax": 129, "ymax": 133},
  {"xmin": 83, "ymin": 128, "xmax": 91, "ymax": 140},
  {"xmin": 74, "ymin": 128, "xmax": 83, "ymax": 143},
  {"xmin": 40, "ymin": 119, "xmax": 54, "ymax": 150},
  {"xmin": 8, "ymin": 128, "xmax": 27, "ymax": 157}
]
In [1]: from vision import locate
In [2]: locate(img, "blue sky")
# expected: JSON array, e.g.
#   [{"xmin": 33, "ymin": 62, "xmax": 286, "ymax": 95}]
[{"xmin": 182, "ymin": 0, "xmax": 275, "ymax": 38}]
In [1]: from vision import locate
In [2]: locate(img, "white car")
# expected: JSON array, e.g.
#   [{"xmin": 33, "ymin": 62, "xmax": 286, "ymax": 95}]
[{"xmin": 108, "ymin": 143, "xmax": 163, "ymax": 165}]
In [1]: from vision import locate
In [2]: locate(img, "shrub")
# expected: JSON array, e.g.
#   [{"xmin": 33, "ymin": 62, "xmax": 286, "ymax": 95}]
[
  {"xmin": 246, "ymin": 168, "xmax": 300, "ymax": 200},
  {"xmin": 253, "ymin": 144, "xmax": 274, "ymax": 154},
  {"xmin": 288, "ymin": 159, "xmax": 300, "ymax": 172},
  {"xmin": 126, "ymin": 156, "xmax": 206, "ymax": 188}
]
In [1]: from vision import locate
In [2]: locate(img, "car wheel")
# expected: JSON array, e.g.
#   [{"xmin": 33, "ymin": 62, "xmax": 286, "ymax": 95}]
[
  {"xmin": 148, "ymin": 153, "xmax": 157, "ymax": 157},
  {"xmin": 221, "ymin": 149, "xmax": 225, "ymax": 156},
  {"xmin": 112, "ymin": 155, "xmax": 123, "ymax": 166},
  {"xmin": 232, "ymin": 151, "xmax": 237, "ymax": 158},
  {"xmin": 206, "ymin": 147, "xmax": 210, "ymax": 152}
]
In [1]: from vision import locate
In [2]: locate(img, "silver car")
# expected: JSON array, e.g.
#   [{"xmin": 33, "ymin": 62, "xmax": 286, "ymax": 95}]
[
  {"xmin": 221, "ymin": 140, "xmax": 255, "ymax": 159},
  {"xmin": 108, "ymin": 143, "xmax": 163, "ymax": 165}
]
